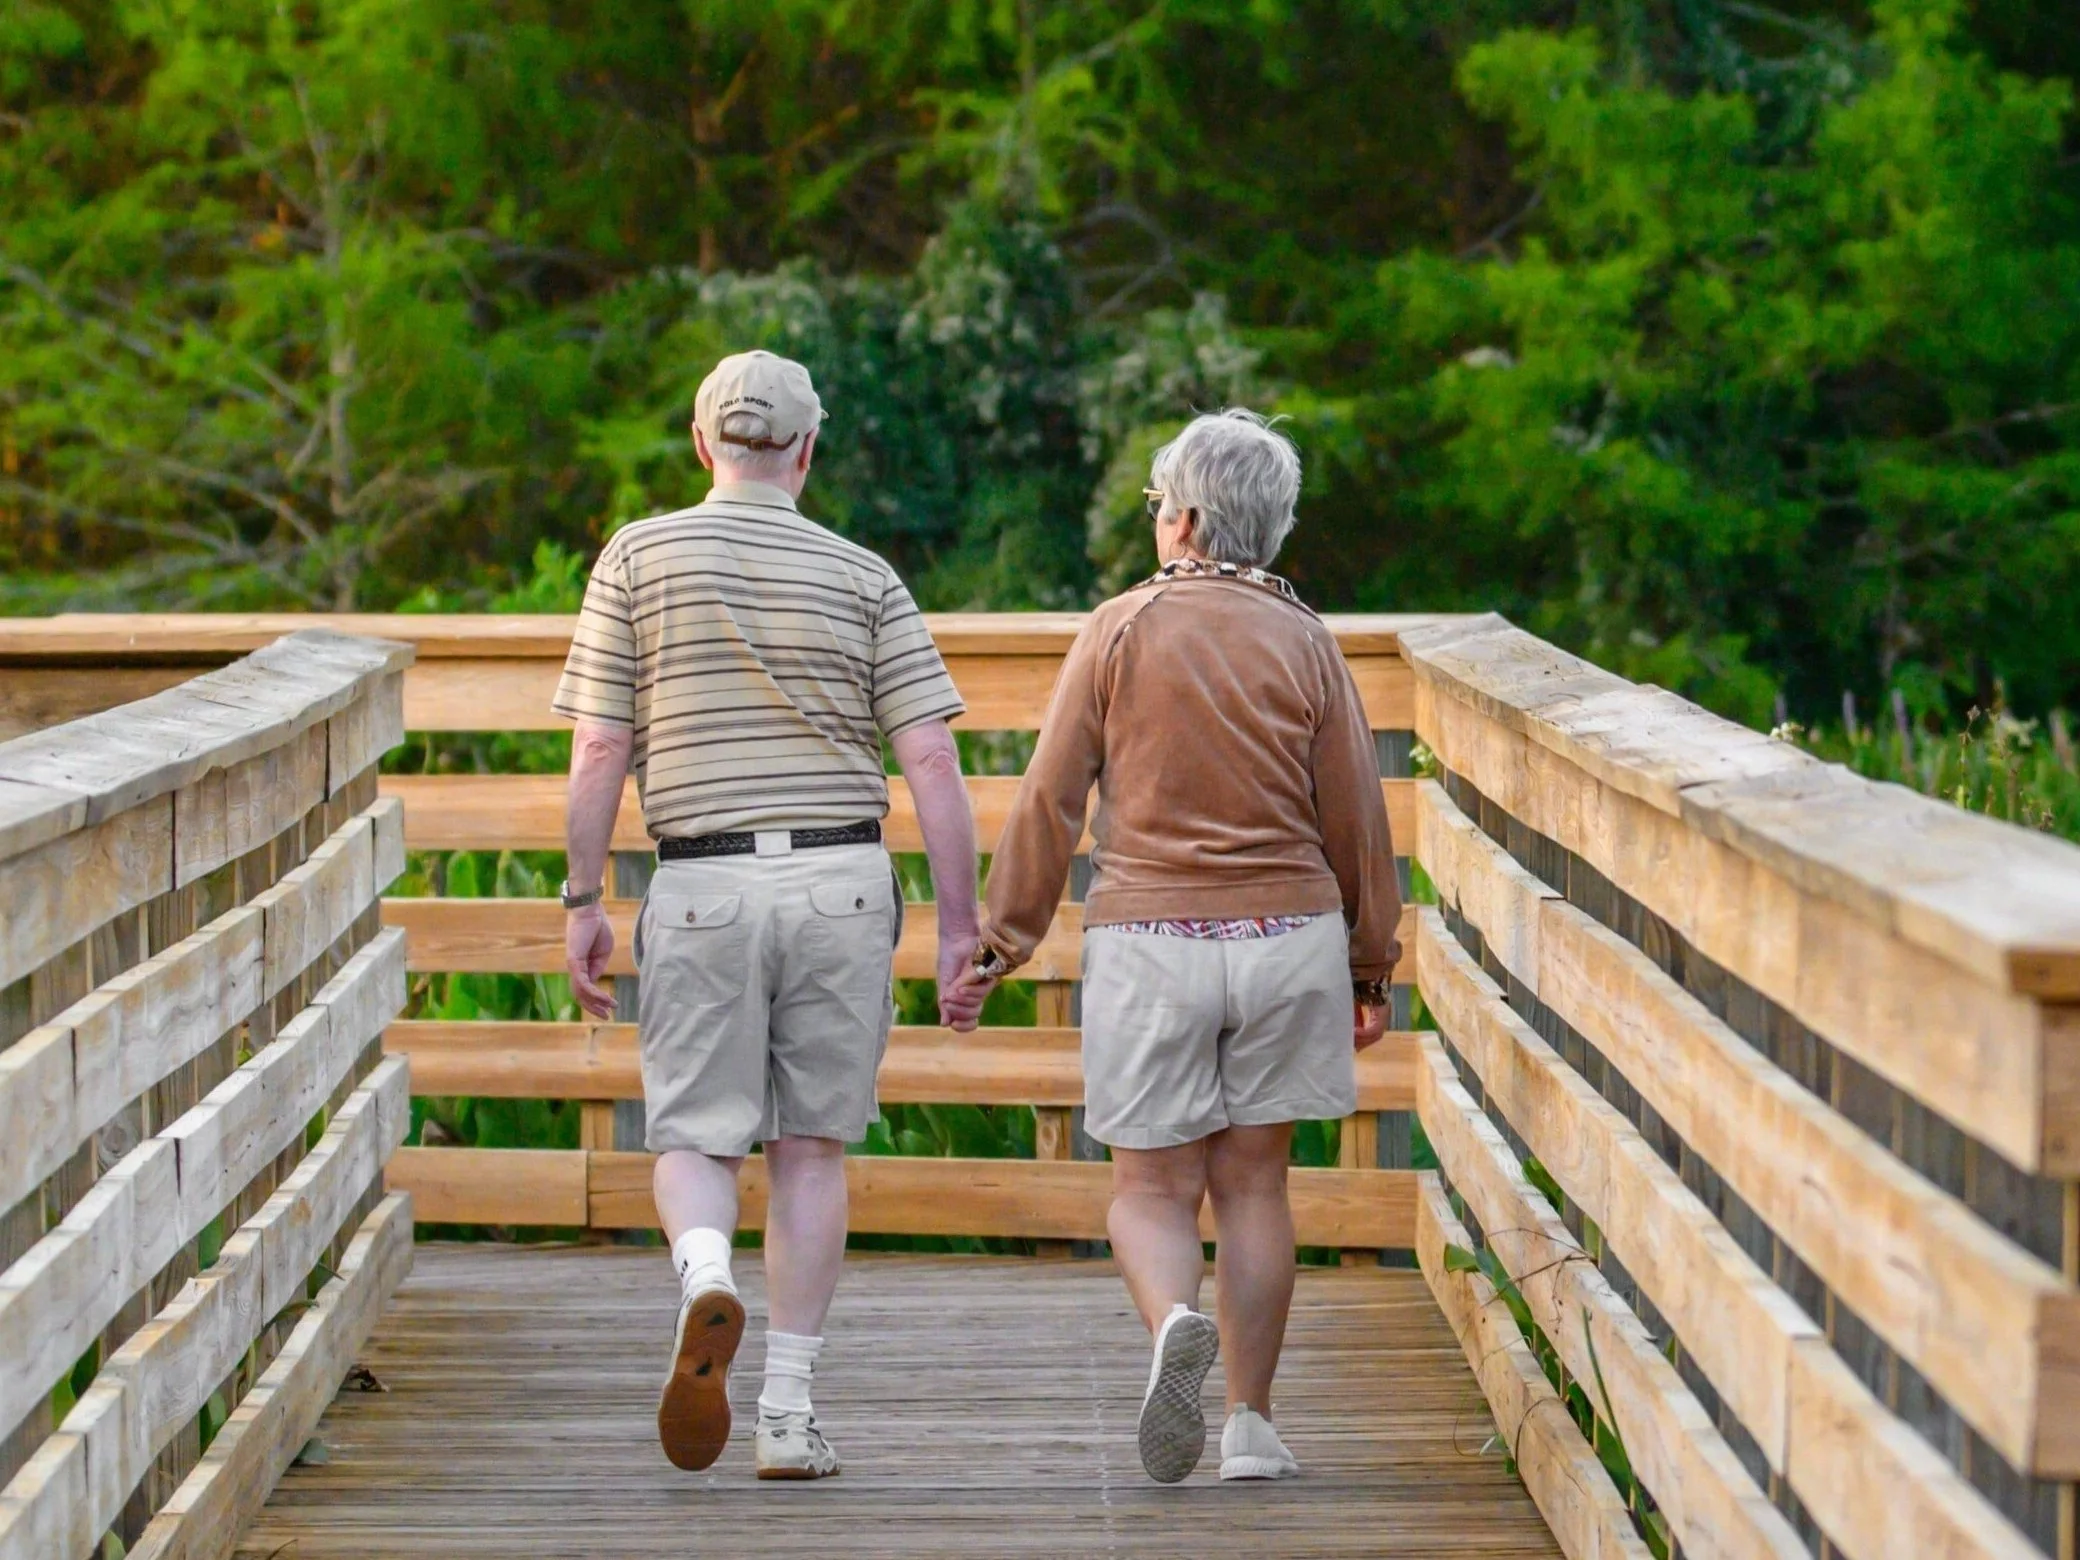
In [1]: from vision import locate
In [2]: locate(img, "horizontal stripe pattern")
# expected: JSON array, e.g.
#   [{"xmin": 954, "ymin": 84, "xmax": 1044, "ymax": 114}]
[{"xmin": 552, "ymin": 485, "xmax": 965, "ymax": 839}]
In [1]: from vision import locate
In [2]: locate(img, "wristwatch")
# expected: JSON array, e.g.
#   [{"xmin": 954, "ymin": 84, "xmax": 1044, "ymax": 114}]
[
  {"xmin": 1352, "ymin": 977, "xmax": 1390, "ymax": 1009},
  {"xmin": 971, "ymin": 944, "xmax": 1015, "ymax": 980},
  {"xmin": 560, "ymin": 879, "xmax": 604, "ymax": 911}
]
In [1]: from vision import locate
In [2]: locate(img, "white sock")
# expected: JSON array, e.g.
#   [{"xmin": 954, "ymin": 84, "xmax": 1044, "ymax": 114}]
[
  {"xmin": 758, "ymin": 1331, "xmax": 824, "ymax": 1421},
  {"xmin": 671, "ymin": 1228, "xmax": 734, "ymax": 1295}
]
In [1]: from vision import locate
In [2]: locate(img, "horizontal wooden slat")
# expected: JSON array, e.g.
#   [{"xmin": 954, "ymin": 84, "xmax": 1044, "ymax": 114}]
[
  {"xmin": 0, "ymin": 611, "xmax": 1463, "ymax": 660},
  {"xmin": 1420, "ymin": 780, "xmax": 2080, "ymax": 1476},
  {"xmin": 386, "ymin": 1148, "xmax": 1415, "ymax": 1246},
  {"xmin": 383, "ymin": 897, "xmax": 1088, "ymax": 981},
  {"xmin": 378, "ymin": 772, "xmax": 1419, "ymax": 856},
  {"xmin": 1414, "ymin": 1035, "xmax": 1803, "ymax": 1559},
  {"xmin": 0, "ymin": 1060, "xmax": 409, "ymax": 1560},
  {"xmin": 1417, "ymin": 908, "xmax": 2046, "ymax": 1557},
  {"xmin": 127, "ymin": 1193, "xmax": 415, "ymax": 1560},
  {"xmin": 386, "ymin": 897, "xmax": 1418, "ymax": 987},
  {"xmin": 382, "ymin": 1020, "xmax": 1420, "ymax": 1110},
  {"xmin": 1413, "ymin": 1175, "xmax": 1651, "ymax": 1560},
  {"xmin": 0, "ymin": 930, "xmax": 405, "ymax": 1449}
]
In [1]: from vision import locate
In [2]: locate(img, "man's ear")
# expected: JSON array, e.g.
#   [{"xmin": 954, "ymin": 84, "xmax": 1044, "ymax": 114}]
[
  {"xmin": 692, "ymin": 425, "xmax": 716, "ymax": 473},
  {"xmin": 798, "ymin": 426, "xmax": 819, "ymax": 474}
]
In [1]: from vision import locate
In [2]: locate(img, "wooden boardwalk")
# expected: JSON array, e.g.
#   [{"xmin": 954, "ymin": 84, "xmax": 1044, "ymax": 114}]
[{"xmin": 239, "ymin": 1245, "xmax": 1561, "ymax": 1559}]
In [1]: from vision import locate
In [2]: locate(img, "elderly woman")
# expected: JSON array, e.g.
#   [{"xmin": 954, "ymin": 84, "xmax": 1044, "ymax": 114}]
[{"xmin": 954, "ymin": 409, "xmax": 1401, "ymax": 1485}]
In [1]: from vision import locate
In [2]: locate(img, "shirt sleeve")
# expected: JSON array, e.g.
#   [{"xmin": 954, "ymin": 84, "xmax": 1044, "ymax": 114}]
[
  {"xmin": 1310, "ymin": 635, "xmax": 1403, "ymax": 984},
  {"xmin": 870, "ymin": 572, "xmax": 966, "ymax": 736},
  {"xmin": 977, "ymin": 614, "xmax": 1109, "ymax": 972},
  {"xmin": 552, "ymin": 543, "xmax": 638, "ymax": 728}
]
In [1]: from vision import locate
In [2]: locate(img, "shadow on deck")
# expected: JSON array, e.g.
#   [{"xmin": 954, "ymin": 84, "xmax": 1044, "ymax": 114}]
[{"xmin": 238, "ymin": 1246, "xmax": 1559, "ymax": 1560}]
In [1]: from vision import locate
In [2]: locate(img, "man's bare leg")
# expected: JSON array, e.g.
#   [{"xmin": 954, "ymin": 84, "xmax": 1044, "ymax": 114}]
[
  {"xmin": 1108, "ymin": 1141, "xmax": 1221, "ymax": 1483},
  {"xmin": 753, "ymin": 1135, "xmax": 849, "ymax": 1479},
  {"xmin": 653, "ymin": 1148, "xmax": 748, "ymax": 1472}
]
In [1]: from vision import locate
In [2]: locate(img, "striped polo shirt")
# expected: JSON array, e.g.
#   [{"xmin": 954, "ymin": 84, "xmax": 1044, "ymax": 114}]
[{"xmin": 552, "ymin": 482, "xmax": 965, "ymax": 840}]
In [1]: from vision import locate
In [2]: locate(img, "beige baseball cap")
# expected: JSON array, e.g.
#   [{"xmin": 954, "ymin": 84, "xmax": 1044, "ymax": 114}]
[{"xmin": 693, "ymin": 350, "xmax": 826, "ymax": 453}]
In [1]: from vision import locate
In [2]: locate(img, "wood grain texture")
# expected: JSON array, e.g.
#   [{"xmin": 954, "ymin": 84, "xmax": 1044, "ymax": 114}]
[
  {"xmin": 1398, "ymin": 614, "xmax": 2080, "ymax": 999},
  {"xmin": 1418, "ymin": 912, "xmax": 2046, "ymax": 1560},
  {"xmin": 0, "ymin": 793, "xmax": 173, "ymax": 990},
  {"xmin": 232, "ymin": 1241, "xmax": 1552, "ymax": 1560},
  {"xmin": 0, "ymin": 667, "xmax": 194, "ymax": 744},
  {"xmin": 1416, "ymin": 683, "xmax": 2080, "ymax": 1174},
  {"xmin": 128, "ymin": 1194, "xmax": 415, "ymax": 1560},
  {"xmin": 382, "ymin": 1020, "xmax": 1420, "ymax": 1111},
  {"xmin": 1414, "ymin": 1036, "xmax": 1804, "ymax": 1560},
  {"xmin": 379, "ymin": 771, "xmax": 1418, "ymax": 855},
  {"xmin": 1414, "ymin": 1175, "xmax": 1652, "ymax": 1560},
  {"xmin": 1417, "ymin": 907, "xmax": 1818, "ymax": 1471},
  {"xmin": 0, "ymin": 1062, "xmax": 410, "ymax": 1560},
  {"xmin": 387, "ymin": 1148, "xmax": 1416, "ymax": 1246},
  {"xmin": 0, "ymin": 931, "xmax": 404, "ymax": 1448},
  {"xmin": 1423, "ymin": 780, "xmax": 2080, "ymax": 1476}
]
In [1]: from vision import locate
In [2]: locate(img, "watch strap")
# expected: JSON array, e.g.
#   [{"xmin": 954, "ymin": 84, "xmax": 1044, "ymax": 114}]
[{"xmin": 561, "ymin": 880, "xmax": 604, "ymax": 910}]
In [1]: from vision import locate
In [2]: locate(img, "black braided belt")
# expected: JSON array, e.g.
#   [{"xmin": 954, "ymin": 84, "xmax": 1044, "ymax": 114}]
[{"xmin": 657, "ymin": 820, "xmax": 882, "ymax": 861}]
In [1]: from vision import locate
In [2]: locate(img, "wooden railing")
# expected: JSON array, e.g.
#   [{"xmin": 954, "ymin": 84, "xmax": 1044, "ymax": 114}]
[
  {"xmin": 0, "ymin": 613, "xmax": 1435, "ymax": 1254},
  {"xmin": 1400, "ymin": 615, "xmax": 2080, "ymax": 1560},
  {"xmin": 10, "ymin": 609, "xmax": 2074, "ymax": 1560},
  {"xmin": 0, "ymin": 630, "xmax": 413, "ymax": 1560}
]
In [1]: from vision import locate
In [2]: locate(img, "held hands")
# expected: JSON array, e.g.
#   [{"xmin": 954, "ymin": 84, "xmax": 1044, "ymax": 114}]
[
  {"xmin": 566, "ymin": 905, "xmax": 616, "ymax": 1020},
  {"xmin": 1354, "ymin": 1001, "xmax": 1388, "ymax": 1052},
  {"xmin": 938, "ymin": 929, "xmax": 989, "ymax": 1032}
]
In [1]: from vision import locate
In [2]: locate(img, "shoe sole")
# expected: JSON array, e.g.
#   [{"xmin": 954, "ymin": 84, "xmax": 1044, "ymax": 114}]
[
  {"xmin": 756, "ymin": 1463, "xmax": 842, "ymax": 1481},
  {"xmin": 1138, "ymin": 1311, "xmax": 1220, "ymax": 1484},
  {"xmin": 658, "ymin": 1287, "xmax": 745, "ymax": 1471},
  {"xmin": 1220, "ymin": 1454, "xmax": 1300, "ymax": 1481}
]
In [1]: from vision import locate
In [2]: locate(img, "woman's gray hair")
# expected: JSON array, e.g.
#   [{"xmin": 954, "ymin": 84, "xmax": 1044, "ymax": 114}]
[{"xmin": 1149, "ymin": 408, "xmax": 1302, "ymax": 568}]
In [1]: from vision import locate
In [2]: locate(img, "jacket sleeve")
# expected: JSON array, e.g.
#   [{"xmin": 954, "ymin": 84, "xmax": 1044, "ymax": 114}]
[
  {"xmin": 1310, "ymin": 640, "xmax": 1402, "ymax": 984},
  {"xmin": 977, "ymin": 615, "xmax": 1110, "ymax": 972}
]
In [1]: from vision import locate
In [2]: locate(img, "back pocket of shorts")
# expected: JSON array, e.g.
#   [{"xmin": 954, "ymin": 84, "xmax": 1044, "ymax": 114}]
[{"xmin": 643, "ymin": 892, "xmax": 750, "ymax": 1001}]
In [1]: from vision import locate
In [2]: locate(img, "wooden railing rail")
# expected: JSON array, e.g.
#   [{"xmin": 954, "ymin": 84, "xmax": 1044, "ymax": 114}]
[
  {"xmin": 1399, "ymin": 614, "xmax": 2080, "ymax": 1560},
  {"xmin": 0, "ymin": 612, "xmax": 1445, "ymax": 1256},
  {"xmin": 0, "ymin": 631, "xmax": 415, "ymax": 1560}
]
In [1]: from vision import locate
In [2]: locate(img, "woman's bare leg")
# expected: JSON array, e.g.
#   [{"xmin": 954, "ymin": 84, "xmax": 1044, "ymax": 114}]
[
  {"xmin": 1107, "ymin": 1142, "xmax": 1210, "ymax": 1330},
  {"xmin": 1205, "ymin": 1123, "xmax": 1296, "ymax": 1414}
]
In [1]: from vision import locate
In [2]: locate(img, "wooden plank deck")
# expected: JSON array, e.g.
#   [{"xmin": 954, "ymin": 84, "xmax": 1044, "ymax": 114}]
[{"xmin": 239, "ymin": 1246, "xmax": 1562, "ymax": 1559}]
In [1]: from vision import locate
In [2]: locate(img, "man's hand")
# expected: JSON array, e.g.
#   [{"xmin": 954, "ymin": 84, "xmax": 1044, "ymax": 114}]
[
  {"xmin": 1354, "ymin": 1001, "xmax": 1388, "ymax": 1052},
  {"xmin": 938, "ymin": 928, "xmax": 987, "ymax": 1032},
  {"xmin": 567, "ymin": 905, "xmax": 616, "ymax": 1019}
]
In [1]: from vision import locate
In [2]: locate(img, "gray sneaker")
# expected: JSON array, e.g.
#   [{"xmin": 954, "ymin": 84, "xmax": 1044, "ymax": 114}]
[
  {"xmin": 1137, "ymin": 1304, "xmax": 1220, "ymax": 1483},
  {"xmin": 755, "ymin": 1414, "xmax": 842, "ymax": 1480}
]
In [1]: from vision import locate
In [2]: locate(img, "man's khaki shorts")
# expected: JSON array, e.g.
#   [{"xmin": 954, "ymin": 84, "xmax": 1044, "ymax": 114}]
[
  {"xmin": 1079, "ymin": 914, "xmax": 1357, "ymax": 1149},
  {"xmin": 632, "ymin": 842, "xmax": 899, "ymax": 1156}
]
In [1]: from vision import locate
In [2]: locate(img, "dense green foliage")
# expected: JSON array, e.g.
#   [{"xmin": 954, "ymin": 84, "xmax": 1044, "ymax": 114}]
[{"xmin": 4, "ymin": 0, "xmax": 2076, "ymax": 730}]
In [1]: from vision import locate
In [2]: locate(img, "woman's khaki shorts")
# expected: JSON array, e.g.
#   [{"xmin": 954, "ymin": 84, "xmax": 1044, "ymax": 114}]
[
  {"xmin": 1079, "ymin": 914, "xmax": 1357, "ymax": 1149},
  {"xmin": 632, "ymin": 843, "xmax": 899, "ymax": 1157}
]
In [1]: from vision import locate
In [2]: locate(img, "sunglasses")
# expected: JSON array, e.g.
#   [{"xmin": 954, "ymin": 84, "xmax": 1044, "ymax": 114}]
[{"xmin": 1143, "ymin": 488, "xmax": 1165, "ymax": 522}]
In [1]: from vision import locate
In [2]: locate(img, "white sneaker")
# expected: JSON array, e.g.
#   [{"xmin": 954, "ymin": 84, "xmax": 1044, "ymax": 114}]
[
  {"xmin": 755, "ymin": 1413, "xmax": 842, "ymax": 1479},
  {"xmin": 658, "ymin": 1271, "xmax": 744, "ymax": 1472},
  {"xmin": 1137, "ymin": 1304, "xmax": 1220, "ymax": 1483},
  {"xmin": 1220, "ymin": 1405, "xmax": 1300, "ymax": 1480}
]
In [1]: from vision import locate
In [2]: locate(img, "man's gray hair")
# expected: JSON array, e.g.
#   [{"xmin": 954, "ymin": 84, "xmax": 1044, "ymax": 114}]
[{"xmin": 1149, "ymin": 408, "xmax": 1302, "ymax": 568}]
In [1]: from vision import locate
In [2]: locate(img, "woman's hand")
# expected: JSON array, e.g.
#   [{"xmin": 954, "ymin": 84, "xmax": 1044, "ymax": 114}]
[
  {"xmin": 946, "ymin": 963, "xmax": 1001, "ymax": 1031},
  {"xmin": 1353, "ymin": 1001, "xmax": 1388, "ymax": 1051}
]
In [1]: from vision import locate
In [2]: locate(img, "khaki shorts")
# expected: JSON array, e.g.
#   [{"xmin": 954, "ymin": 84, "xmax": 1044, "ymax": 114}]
[
  {"xmin": 1080, "ymin": 914, "xmax": 1356, "ymax": 1149},
  {"xmin": 632, "ymin": 843, "xmax": 899, "ymax": 1156}
]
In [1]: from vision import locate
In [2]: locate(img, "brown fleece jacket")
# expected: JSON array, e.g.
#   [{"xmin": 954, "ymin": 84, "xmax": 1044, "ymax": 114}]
[{"xmin": 978, "ymin": 573, "xmax": 1402, "ymax": 982}]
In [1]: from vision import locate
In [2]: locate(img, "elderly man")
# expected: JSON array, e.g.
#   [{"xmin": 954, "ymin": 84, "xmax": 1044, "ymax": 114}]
[
  {"xmin": 554, "ymin": 350, "xmax": 983, "ymax": 1480},
  {"xmin": 955, "ymin": 409, "xmax": 1399, "ymax": 1485}
]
